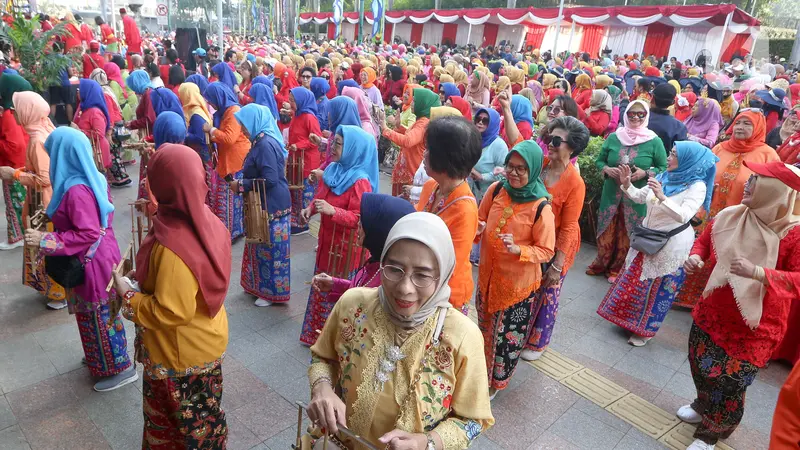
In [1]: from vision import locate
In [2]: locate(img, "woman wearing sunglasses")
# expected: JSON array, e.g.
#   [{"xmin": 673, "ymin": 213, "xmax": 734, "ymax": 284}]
[
  {"xmin": 475, "ymin": 141, "xmax": 556, "ymax": 399},
  {"xmin": 674, "ymin": 110, "xmax": 780, "ymax": 309},
  {"xmin": 468, "ymin": 108, "xmax": 509, "ymax": 202},
  {"xmin": 521, "ymin": 117, "xmax": 589, "ymax": 361},
  {"xmin": 306, "ymin": 212, "xmax": 494, "ymax": 449},
  {"xmin": 587, "ymin": 100, "xmax": 668, "ymax": 284}
]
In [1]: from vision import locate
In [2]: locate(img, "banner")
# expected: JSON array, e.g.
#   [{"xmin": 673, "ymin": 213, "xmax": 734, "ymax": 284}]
[
  {"xmin": 370, "ymin": 0, "xmax": 383, "ymax": 40},
  {"xmin": 332, "ymin": 0, "xmax": 342, "ymax": 40}
]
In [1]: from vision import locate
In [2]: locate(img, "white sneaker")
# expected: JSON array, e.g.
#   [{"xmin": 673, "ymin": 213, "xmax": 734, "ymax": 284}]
[
  {"xmin": 628, "ymin": 335, "xmax": 652, "ymax": 347},
  {"xmin": 520, "ymin": 349, "xmax": 544, "ymax": 361},
  {"xmin": 687, "ymin": 438, "xmax": 715, "ymax": 450},
  {"xmin": 489, "ymin": 387, "xmax": 498, "ymax": 401},
  {"xmin": 47, "ymin": 300, "xmax": 68, "ymax": 310},
  {"xmin": 0, "ymin": 240, "xmax": 24, "ymax": 250},
  {"xmin": 677, "ymin": 405, "xmax": 703, "ymax": 424},
  {"xmin": 254, "ymin": 298, "xmax": 273, "ymax": 307}
]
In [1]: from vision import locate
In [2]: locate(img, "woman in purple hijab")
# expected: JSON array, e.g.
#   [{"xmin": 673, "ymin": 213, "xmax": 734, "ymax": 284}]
[{"xmin": 684, "ymin": 98, "xmax": 724, "ymax": 148}]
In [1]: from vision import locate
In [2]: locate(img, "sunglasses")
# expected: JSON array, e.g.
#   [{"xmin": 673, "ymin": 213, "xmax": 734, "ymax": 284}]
[
  {"xmin": 627, "ymin": 111, "xmax": 647, "ymax": 119},
  {"xmin": 300, "ymin": 74, "xmax": 312, "ymax": 79},
  {"xmin": 547, "ymin": 135, "xmax": 564, "ymax": 148},
  {"xmin": 546, "ymin": 105, "xmax": 561, "ymax": 115},
  {"xmin": 474, "ymin": 116, "xmax": 490, "ymax": 126}
]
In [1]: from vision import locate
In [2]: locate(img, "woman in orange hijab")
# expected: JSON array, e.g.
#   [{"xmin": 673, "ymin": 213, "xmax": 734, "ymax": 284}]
[
  {"xmin": 572, "ymin": 73, "xmax": 592, "ymax": 110},
  {"xmin": 360, "ymin": 66, "xmax": 383, "ymax": 111},
  {"xmin": 674, "ymin": 110, "xmax": 780, "ymax": 309}
]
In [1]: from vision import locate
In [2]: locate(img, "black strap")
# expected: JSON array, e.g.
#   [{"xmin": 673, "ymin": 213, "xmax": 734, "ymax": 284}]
[
  {"xmin": 491, "ymin": 182, "xmax": 549, "ymax": 224},
  {"xmin": 664, "ymin": 221, "xmax": 692, "ymax": 237}
]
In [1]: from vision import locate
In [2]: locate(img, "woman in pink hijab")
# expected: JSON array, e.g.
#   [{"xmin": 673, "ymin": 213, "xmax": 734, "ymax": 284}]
[{"xmin": 342, "ymin": 86, "xmax": 379, "ymax": 143}]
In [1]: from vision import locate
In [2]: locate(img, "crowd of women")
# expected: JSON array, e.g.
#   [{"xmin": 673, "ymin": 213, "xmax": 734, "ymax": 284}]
[{"xmin": 3, "ymin": 31, "xmax": 800, "ymax": 448}]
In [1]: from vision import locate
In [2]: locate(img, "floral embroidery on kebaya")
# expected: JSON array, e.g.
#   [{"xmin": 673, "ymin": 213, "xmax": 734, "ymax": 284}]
[{"xmin": 339, "ymin": 304, "xmax": 369, "ymax": 393}]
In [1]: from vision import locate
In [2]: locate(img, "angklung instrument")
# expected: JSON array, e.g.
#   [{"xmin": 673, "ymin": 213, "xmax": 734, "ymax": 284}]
[
  {"xmin": 243, "ymin": 179, "xmax": 271, "ymax": 246},
  {"xmin": 292, "ymin": 401, "xmax": 379, "ymax": 450},
  {"xmin": 89, "ymin": 133, "xmax": 105, "ymax": 173},
  {"xmin": 325, "ymin": 221, "xmax": 369, "ymax": 280},
  {"xmin": 23, "ymin": 183, "xmax": 48, "ymax": 271}
]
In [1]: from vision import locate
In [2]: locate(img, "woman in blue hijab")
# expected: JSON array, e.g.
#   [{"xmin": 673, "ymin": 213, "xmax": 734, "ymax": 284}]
[
  {"xmin": 249, "ymin": 83, "xmax": 279, "ymax": 120},
  {"xmin": 153, "ymin": 111, "xmax": 188, "ymax": 148},
  {"xmin": 439, "ymin": 82, "xmax": 461, "ymax": 103},
  {"xmin": 308, "ymin": 96, "xmax": 362, "ymax": 184},
  {"xmin": 126, "ymin": 69, "xmax": 152, "ymax": 95},
  {"xmin": 310, "ymin": 77, "xmax": 330, "ymax": 131},
  {"xmin": 233, "ymin": 104, "xmax": 292, "ymax": 307},
  {"xmin": 469, "ymin": 107, "xmax": 508, "ymax": 202},
  {"xmin": 299, "ymin": 125, "xmax": 377, "ymax": 345},
  {"xmin": 28, "ymin": 127, "xmax": 135, "ymax": 391},
  {"xmin": 150, "ymin": 87, "xmax": 183, "ymax": 117},
  {"xmin": 211, "ymin": 62, "xmax": 238, "ymax": 91},
  {"xmin": 287, "ymin": 86, "xmax": 322, "ymax": 235},
  {"xmin": 185, "ymin": 73, "xmax": 209, "ymax": 95},
  {"xmin": 337, "ymin": 79, "xmax": 359, "ymax": 95},
  {"xmin": 75, "ymin": 79, "xmax": 113, "ymax": 176},
  {"xmin": 203, "ymin": 82, "xmax": 240, "ymax": 128},
  {"xmin": 597, "ymin": 140, "xmax": 718, "ymax": 346}
]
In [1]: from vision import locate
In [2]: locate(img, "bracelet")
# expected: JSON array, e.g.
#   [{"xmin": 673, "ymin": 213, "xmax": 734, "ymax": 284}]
[
  {"xmin": 753, "ymin": 265, "xmax": 766, "ymax": 283},
  {"xmin": 13, "ymin": 169, "xmax": 23, "ymax": 180},
  {"xmin": 550, "ymin": 264, "xmax": 563, "ymax": 273},
  {"xmin": 311, "ymin": 376, "xmax": 332, "ymax": 391}
]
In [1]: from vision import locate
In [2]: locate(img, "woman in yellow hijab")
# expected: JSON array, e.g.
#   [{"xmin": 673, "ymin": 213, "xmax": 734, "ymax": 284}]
[{"xmin": 507, "ymin": 67, "xmax": 525, "ymax": 93}]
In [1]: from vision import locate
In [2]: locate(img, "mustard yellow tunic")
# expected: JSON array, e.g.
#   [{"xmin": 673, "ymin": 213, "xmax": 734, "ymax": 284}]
[
  {"xmin": 122, "ymin": 242, "xmax": 228, "ymax": 380},
  {"xmin": 309, "ymin": 288, "xmax": 494, "ymax": 450}
]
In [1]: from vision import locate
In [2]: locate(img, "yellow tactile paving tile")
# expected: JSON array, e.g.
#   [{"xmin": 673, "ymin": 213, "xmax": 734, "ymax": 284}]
[
  {"xmin": 561, "ymin": 368, "xmax": 629, "ymax": 407},
  {"xmin": 528, "ymin": 349, "xmax": 583, "ymax": 381},
  {"xmin": 658, "ymin": 423, "xmax": 734, "ymax": 450},
  {"xmin": 606, "ymin": 393, "xmax": 680, "ymax": 438}
]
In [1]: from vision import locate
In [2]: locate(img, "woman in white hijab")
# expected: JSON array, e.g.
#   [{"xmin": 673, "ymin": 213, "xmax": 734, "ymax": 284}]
[{"xmin": 306, "ymin": 212, "xmax": 494, "ymax": 450}]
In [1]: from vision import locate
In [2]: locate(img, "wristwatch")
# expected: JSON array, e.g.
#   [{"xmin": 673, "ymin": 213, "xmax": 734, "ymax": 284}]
[{"xmin": 425, "ymin": 433, "xmax": 435, "ymax": 450}]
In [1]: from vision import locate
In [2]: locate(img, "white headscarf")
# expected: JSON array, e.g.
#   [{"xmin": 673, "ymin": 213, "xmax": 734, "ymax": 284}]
[{"xmin": 378, "ymin": 212, "xmax": 455, "ymax": 329}]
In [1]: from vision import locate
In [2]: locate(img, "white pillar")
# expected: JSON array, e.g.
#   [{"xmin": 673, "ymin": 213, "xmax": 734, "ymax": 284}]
[
  {"xmin": 717, "ymin": 11, "xmax": 733, "ymax": 66},
  {"xmin": 552, "ymin": 0, "xmax": 565, "ymax": 54},
  {"xmin": 517, "ymin": 26, "xmax": 525, "ymax": 52},
  {"xmin": 390, "ymin": 21, "xmax": 395, "ymax": 43},
  {"xmin": 566, "ymin": 21, "xmax": 575, "ymax": 53},
  {"xmin": 467, "ymin": 22, "xmax": 472, "ymax": 46},
  {"xmin": 218, "ymin": 0, "xmax": 224, "ymax": 49},
  {"xmin": 110, "ymin": 0, "xmax": 116, "ymax": 34}
]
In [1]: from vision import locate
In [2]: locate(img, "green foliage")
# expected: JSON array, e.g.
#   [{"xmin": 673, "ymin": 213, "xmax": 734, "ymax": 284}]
[
  {"xmin": 768, "ymin": 39, "xmax": 794, "ymax": 60},
  {"xmin": 578, "ymin": 136, "xmax": 605, "ymax": 203},
  {"xmin": 3, "ymin": 14, "xmax": 71, "ymax": 92}
]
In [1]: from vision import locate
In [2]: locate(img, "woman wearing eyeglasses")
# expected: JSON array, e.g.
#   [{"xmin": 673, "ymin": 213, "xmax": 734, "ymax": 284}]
[
  {"xmin": 306, "ymin": 212, "xmax": 494, "ymax": 449},
  {"xmin": 475, "ymin": 141, "xmax": 556, "ymax": 399},
  {"xmin": 674, "ymin": 110, "xmax": 780, "ymax": 309},
  {"xmin": 587, "ymin": 100, "xmax": 668, "ymax": 284}
]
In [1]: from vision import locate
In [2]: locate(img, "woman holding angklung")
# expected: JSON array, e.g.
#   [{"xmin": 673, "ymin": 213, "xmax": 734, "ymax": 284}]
[{"xmin": 299, "ymin": 125, "xmax": 377, "ymax": 346}]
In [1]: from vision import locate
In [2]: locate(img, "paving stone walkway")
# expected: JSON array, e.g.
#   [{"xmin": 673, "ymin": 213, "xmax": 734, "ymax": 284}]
[{"xmin": 0, "ymin": 168, "xmax": 789, "ymax": 450}]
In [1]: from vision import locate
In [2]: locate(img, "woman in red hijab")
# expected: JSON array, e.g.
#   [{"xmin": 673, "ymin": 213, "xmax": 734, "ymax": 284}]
[
  {"xmin": 674, "ymin": 92, "xmax": 697, "ymax": 122},
  {"xmin": 114, "ymin": 143, "xmax": 231, "ymax": 449}
]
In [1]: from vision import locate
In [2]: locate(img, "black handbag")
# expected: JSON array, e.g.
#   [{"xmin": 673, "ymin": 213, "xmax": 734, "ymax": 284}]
[
  {"xmin": 44, "ymin": 230, "xmax": 105, "ymax": 289},
  {"xmin": 629, "ymin": 222, "xmax": 691, "ymax": 255}
]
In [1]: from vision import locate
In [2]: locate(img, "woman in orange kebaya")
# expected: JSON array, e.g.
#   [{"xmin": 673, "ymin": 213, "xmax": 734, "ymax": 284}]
[
  {"xmin": 475, "ymin": 141, "xmax": 555, "ymax": 400},
  {"xmin": 416, "ymin": 116, "xmax": 482, "ymax": 314}
]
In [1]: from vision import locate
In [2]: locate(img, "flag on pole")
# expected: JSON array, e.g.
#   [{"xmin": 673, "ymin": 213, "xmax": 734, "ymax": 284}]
[
  {"xmin": 332, "ymin": 0, "xmax": 342, "ymax": 40},
  {"xmin": 370, "ymin": 0, "xmax": 383, "ymax": 40}
]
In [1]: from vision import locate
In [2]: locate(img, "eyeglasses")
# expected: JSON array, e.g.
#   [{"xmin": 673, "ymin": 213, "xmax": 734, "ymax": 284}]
[
  {"xmin": 626, "ymin": 111, "xmax": 647, "ymax": 119},
  {"xmin": 546, "ymin": 105, "xmax": 561, "ymax": 115},
  {"xmin": 547, "ymin": 135, "xmax": 564, "ymax": 148},
  {"xmin": 381, "ymin": 264, "xmax": 438, "ymax": 288},
  {"xmin": 505, "ymin": 162, "xmax": 528, "ymax": 175},
  {"xmin": 300, "ymin": 74, "xmax": 312, "ymax": 79},
  {"xmin": 474, "ymin": 116, "xmax": 490, "ymax": 126},
  {"xmin": 321, "ymin": 74, "xmax": 330, "ymax": 79}
]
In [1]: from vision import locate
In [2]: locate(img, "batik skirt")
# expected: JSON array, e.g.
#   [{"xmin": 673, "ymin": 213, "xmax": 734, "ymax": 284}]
[
  {"xmin": 23, "ymin": 232, "xmax": 67, "ymax": 302},
  {"xmin": 241, "ymin": 211, "xmax": 291, "ymax": 303},
  {"xmin": 142, "ymin": 364, "xmax": 227, "ymax": 450},
  {"xmin": 107, "ymin": 141, "xmax": 131, "ymax": 187},
  {"xmin": 212, "ymin": 170, "xmax": 244, "ymax": 241},
  {"xmin": 74, "ymin": 301, "xmax": 131, "ymax": 377},
  {"xmin": 587, "ymin": 205, "xmax": 637, "ymax": 278},
  {"xmin": 596, "ymin": 253, "xmax": 685, "ymax": 337},
  {"xmin": 291, "ymin": 178, "xmax": 316, "ymax": 234},
  {"xmin": 525, "ymin": 275, "xmax": 566, "ymax": 352},
  {"xmin": 2, "ymin": 180, "xmax": 25, "ymax": 244},
  {"xmin": 673, "ymin": 265, "xmax": 712, "ymax": 309},
  {"xmin": 688, "ymin": 323, "xmax": 759, "ymax": 445},
  {"xmin": 203, "ymin": 160, "xmax": 224, "ymax": 211},
  {"xmin": 477, "ymin": 289, "xmax": 541, "ymax": 391},
  {"xmin": 300, "ymin": 263, "xmax": 358, "ymax": 346}
]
